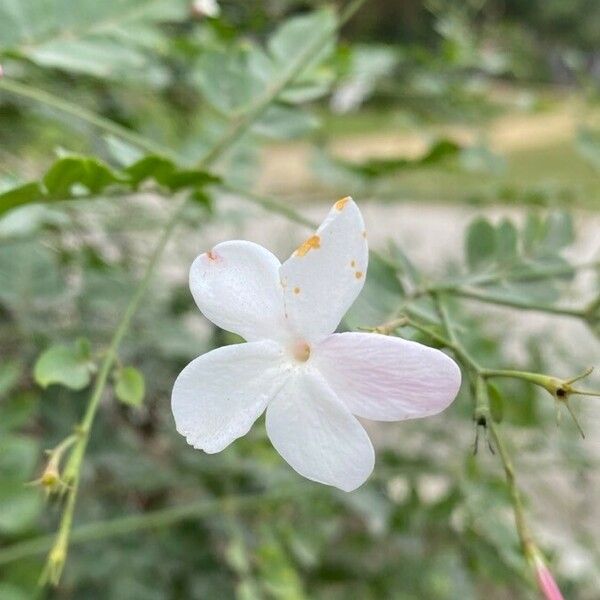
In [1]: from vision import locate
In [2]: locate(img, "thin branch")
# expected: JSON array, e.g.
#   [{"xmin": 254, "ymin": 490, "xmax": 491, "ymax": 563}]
[
  {"xmin": 221, "ymin": 183, "xmax": 318, "ymax": 230},
  {"xmin": 0, "ymin": 79, "xmax": 173, "ymax": 159}
]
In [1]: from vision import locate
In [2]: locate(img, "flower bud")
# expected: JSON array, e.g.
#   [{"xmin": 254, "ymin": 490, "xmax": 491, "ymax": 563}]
[
  {"xmin": 505, "ymin": 367, "xmax": 599, "ymax": 438},
  {"xmin": 30, "ymin": 435, "xmax": 77, "ymax": 497},
  {"xmin": 530, "ymin": 551, "xmax": 565, "ymax": 600}
]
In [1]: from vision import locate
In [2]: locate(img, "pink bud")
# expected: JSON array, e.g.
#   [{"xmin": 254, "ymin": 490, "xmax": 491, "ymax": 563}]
[{"xmin": 534, "ymin": 555, "xmax": 565, "ymax": 600}]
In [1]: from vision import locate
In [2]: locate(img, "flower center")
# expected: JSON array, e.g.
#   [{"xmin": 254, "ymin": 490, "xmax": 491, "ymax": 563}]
[{"xmin": 292, "ymin": 341, "xmax": 311, "ymax": 362}]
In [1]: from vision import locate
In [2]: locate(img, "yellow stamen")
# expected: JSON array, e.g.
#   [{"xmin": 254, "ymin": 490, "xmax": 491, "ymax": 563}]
[{"xmin": 293, "ymin": 342, "xmax": 311, "ymax": 362}]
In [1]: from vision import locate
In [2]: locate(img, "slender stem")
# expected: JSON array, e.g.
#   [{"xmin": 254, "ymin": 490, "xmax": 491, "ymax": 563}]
[
  {"xmin": 488, "ymin": 419, "xmax": 534, "ymax": 557},
  {"xmin": 431, "ymin": 294, "xmax": 482, "ymax": 372},
  {"xmin": 221, "ymin": 183, "xmax": 318, "ymax": 230},
  {"xmin": 481, "ymin": 368, "xmax": 555, "ymax": 386},
  {"xmin": 0, "ymin": 487, "xmax": 312, "ymax": 567},
  {"xmin": 0, "ymin": 79, "xmax": 173, "ymax": 159},
  {"xmin": 42, "ymin": 196, "xmax": 187, "ymax": 584},
  {"xmin": 431, "ymin": 297, "xmax": 537, "ymax": 571}
]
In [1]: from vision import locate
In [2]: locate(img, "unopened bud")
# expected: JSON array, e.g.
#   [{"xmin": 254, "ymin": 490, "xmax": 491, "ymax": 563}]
[
  {"xmin": 529, "ymin": 550, "xmax": 565, "ymax": 600},
  {"xmin": 30, "ymin": 435, "xmax": 77, "ymax": 497},
  {"xmin": 508, "ymin": 367, "xmax": 599, "ymax": 438}
]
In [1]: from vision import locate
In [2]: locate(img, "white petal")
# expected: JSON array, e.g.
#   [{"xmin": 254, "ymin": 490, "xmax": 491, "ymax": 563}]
[
  {"xmin": 314, "ymin": 332, "xmax": 461, "ymax": 421},
  {"xmin": 280, "ymin": 197, "xmax": 368, "ymax": 342},
  {"xmin": 190, "ymin": 240, "xmax": 286, "ymax": 342},
  {"xmin": 172, "ymin": 340, "xmax": 287, "ymax": 453},
  {"xmin": 266, "ymin": 370, "xmax": 374, "ymax": 492}
]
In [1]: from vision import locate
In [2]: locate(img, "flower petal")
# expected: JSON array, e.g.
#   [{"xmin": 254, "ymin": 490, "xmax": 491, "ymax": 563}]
[
  {"xmin": 266, "ymin": 369, "xmax": 374, "ymax": 491},
  {"xmin": 190, "ymin": 240, "xmax": 286, "ymax": 342},
  {"xmin": 314, "ymin": 332, "xmax": 461, "ymax": 421},
  {"xmin": 172, "ymin": 340, "xmax": 287, "ymax": 453},
  {"xmin": 280, "ymin": 197, "xmax": 368, "ymax": 342}
]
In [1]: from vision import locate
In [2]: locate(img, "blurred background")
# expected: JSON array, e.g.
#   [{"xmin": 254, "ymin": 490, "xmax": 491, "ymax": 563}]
[{"xmin": 0, "ymin": 0, "xmax": 599, "ymax": 598}]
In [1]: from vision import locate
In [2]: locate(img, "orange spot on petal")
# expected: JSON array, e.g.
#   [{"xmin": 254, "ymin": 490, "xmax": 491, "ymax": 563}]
[
  {"xmin": 335, "ymin": 196, "xmax": 350, "ymax": 211},
  {"xmin": 355, "ymin": 271, "xmax": 363, "ymax": 279},
  {"xmin": 293, "ymin": 287, "xmax": 301, "ymax": 294},
  {"xmin": 206, "ymin": 249, "xmax": 217, "ymax": 261},
  {"xmin": 362, "ymin": 230, "xmax": 367, "ymax": 239},
  {"xmin": 295, "ymin": 234, "xmax": 321, "ymax": 257},
  {"xmin": 350, "ymin": 260, "xmax": 356, "ymax": 268}
]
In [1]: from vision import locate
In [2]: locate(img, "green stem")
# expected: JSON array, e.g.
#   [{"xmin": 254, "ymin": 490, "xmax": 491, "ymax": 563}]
[
  {"xmin": 481, "ymin": 368, "xmax": 554, "ymax": 385},
  {"xmin": 431, "ymin": 297, "xmax": 537, "ymax": 569},
  {"xmin": 221, "ymin": 183, "xmax": 318, "ymax": 230},
  {"xmin": 431, "ymin": 294, "xmax": 482, "ymax": 372},
  {"xmin": 488, "ymin": 418, "xmax": 534, "ymax": 557},
  {"xmin": 43, "ymin": 195, "xmax": 187, "ymax": 585},
  {"xmin": 0, "ymin": 79, "xmax": 173, "ymax": 159}
]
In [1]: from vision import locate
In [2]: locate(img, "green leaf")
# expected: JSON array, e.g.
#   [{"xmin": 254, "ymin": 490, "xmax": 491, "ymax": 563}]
[
  {"xmin": 125, "ymin": 156, "xmax": 218, "ymax": 191},
  {"xmin": 33, "ymin": 339, "xmax": 95, "ymax": 390},
  {"xmin": 194, "ymin": 9, "xmax": 336, "ymax": 116},
  {"xmin": 0, "ymin": 0, "xmax": 189, "ymax": 81},
  {"xmin": 114, "ymin": 366, "xmax": 145, "ymax": 407},
  {"xmin": 43, "ymin": 156, "xmax": 123, "ymax": 198},
  {"xmin": 0, "ymin": 182, "xmax": 44, "ymax": 216},
  {"xmin": 541, "ymin": 212, "xmax": 574, "ymax": 252},
  {"xmin": 268, "ymin": 8, "xmax": 337, "ymax": 104},
  {"xmin": 0, "ymin": 153, "xmax": 219, "ymax": 219},
  {"xmin": 465, "ymin": 218, "xmax": 496, "ymax": 271},
  {"xmin": 318, "ymin": 138, "xmax": 461, "ymax": 180},
  {"xmin": 495, "ymin": 219, "xmax": 518, "ymax": 261}
]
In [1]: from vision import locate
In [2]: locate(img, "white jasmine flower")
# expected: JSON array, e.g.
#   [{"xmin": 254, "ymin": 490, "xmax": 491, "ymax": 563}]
[{"xmin": 172, "ymin": 197, "xmax": 461, "ymax": 491}]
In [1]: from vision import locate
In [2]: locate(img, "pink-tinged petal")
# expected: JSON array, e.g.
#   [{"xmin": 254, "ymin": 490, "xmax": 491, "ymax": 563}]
[
  {"xmin": 313, "ymin": 332, "xmax": 461, "ymax": 421},
  {"xmin": 190, "ymin": 240, "xmax": 286, "ymax": 342},
  {"xmin": 280, "ymin": 197, "xmax": 368, "ymax": 343},
  {"xmin": 533, "ymin": 555, "xmax": 565, "ymax": 600},
  {"xmin": 172, "ymin": 341, "xmax": 287, "ymax": 453},
  {"xmin": 266, "ymin": 369, "xmax": 374, "ymax": 492}
]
